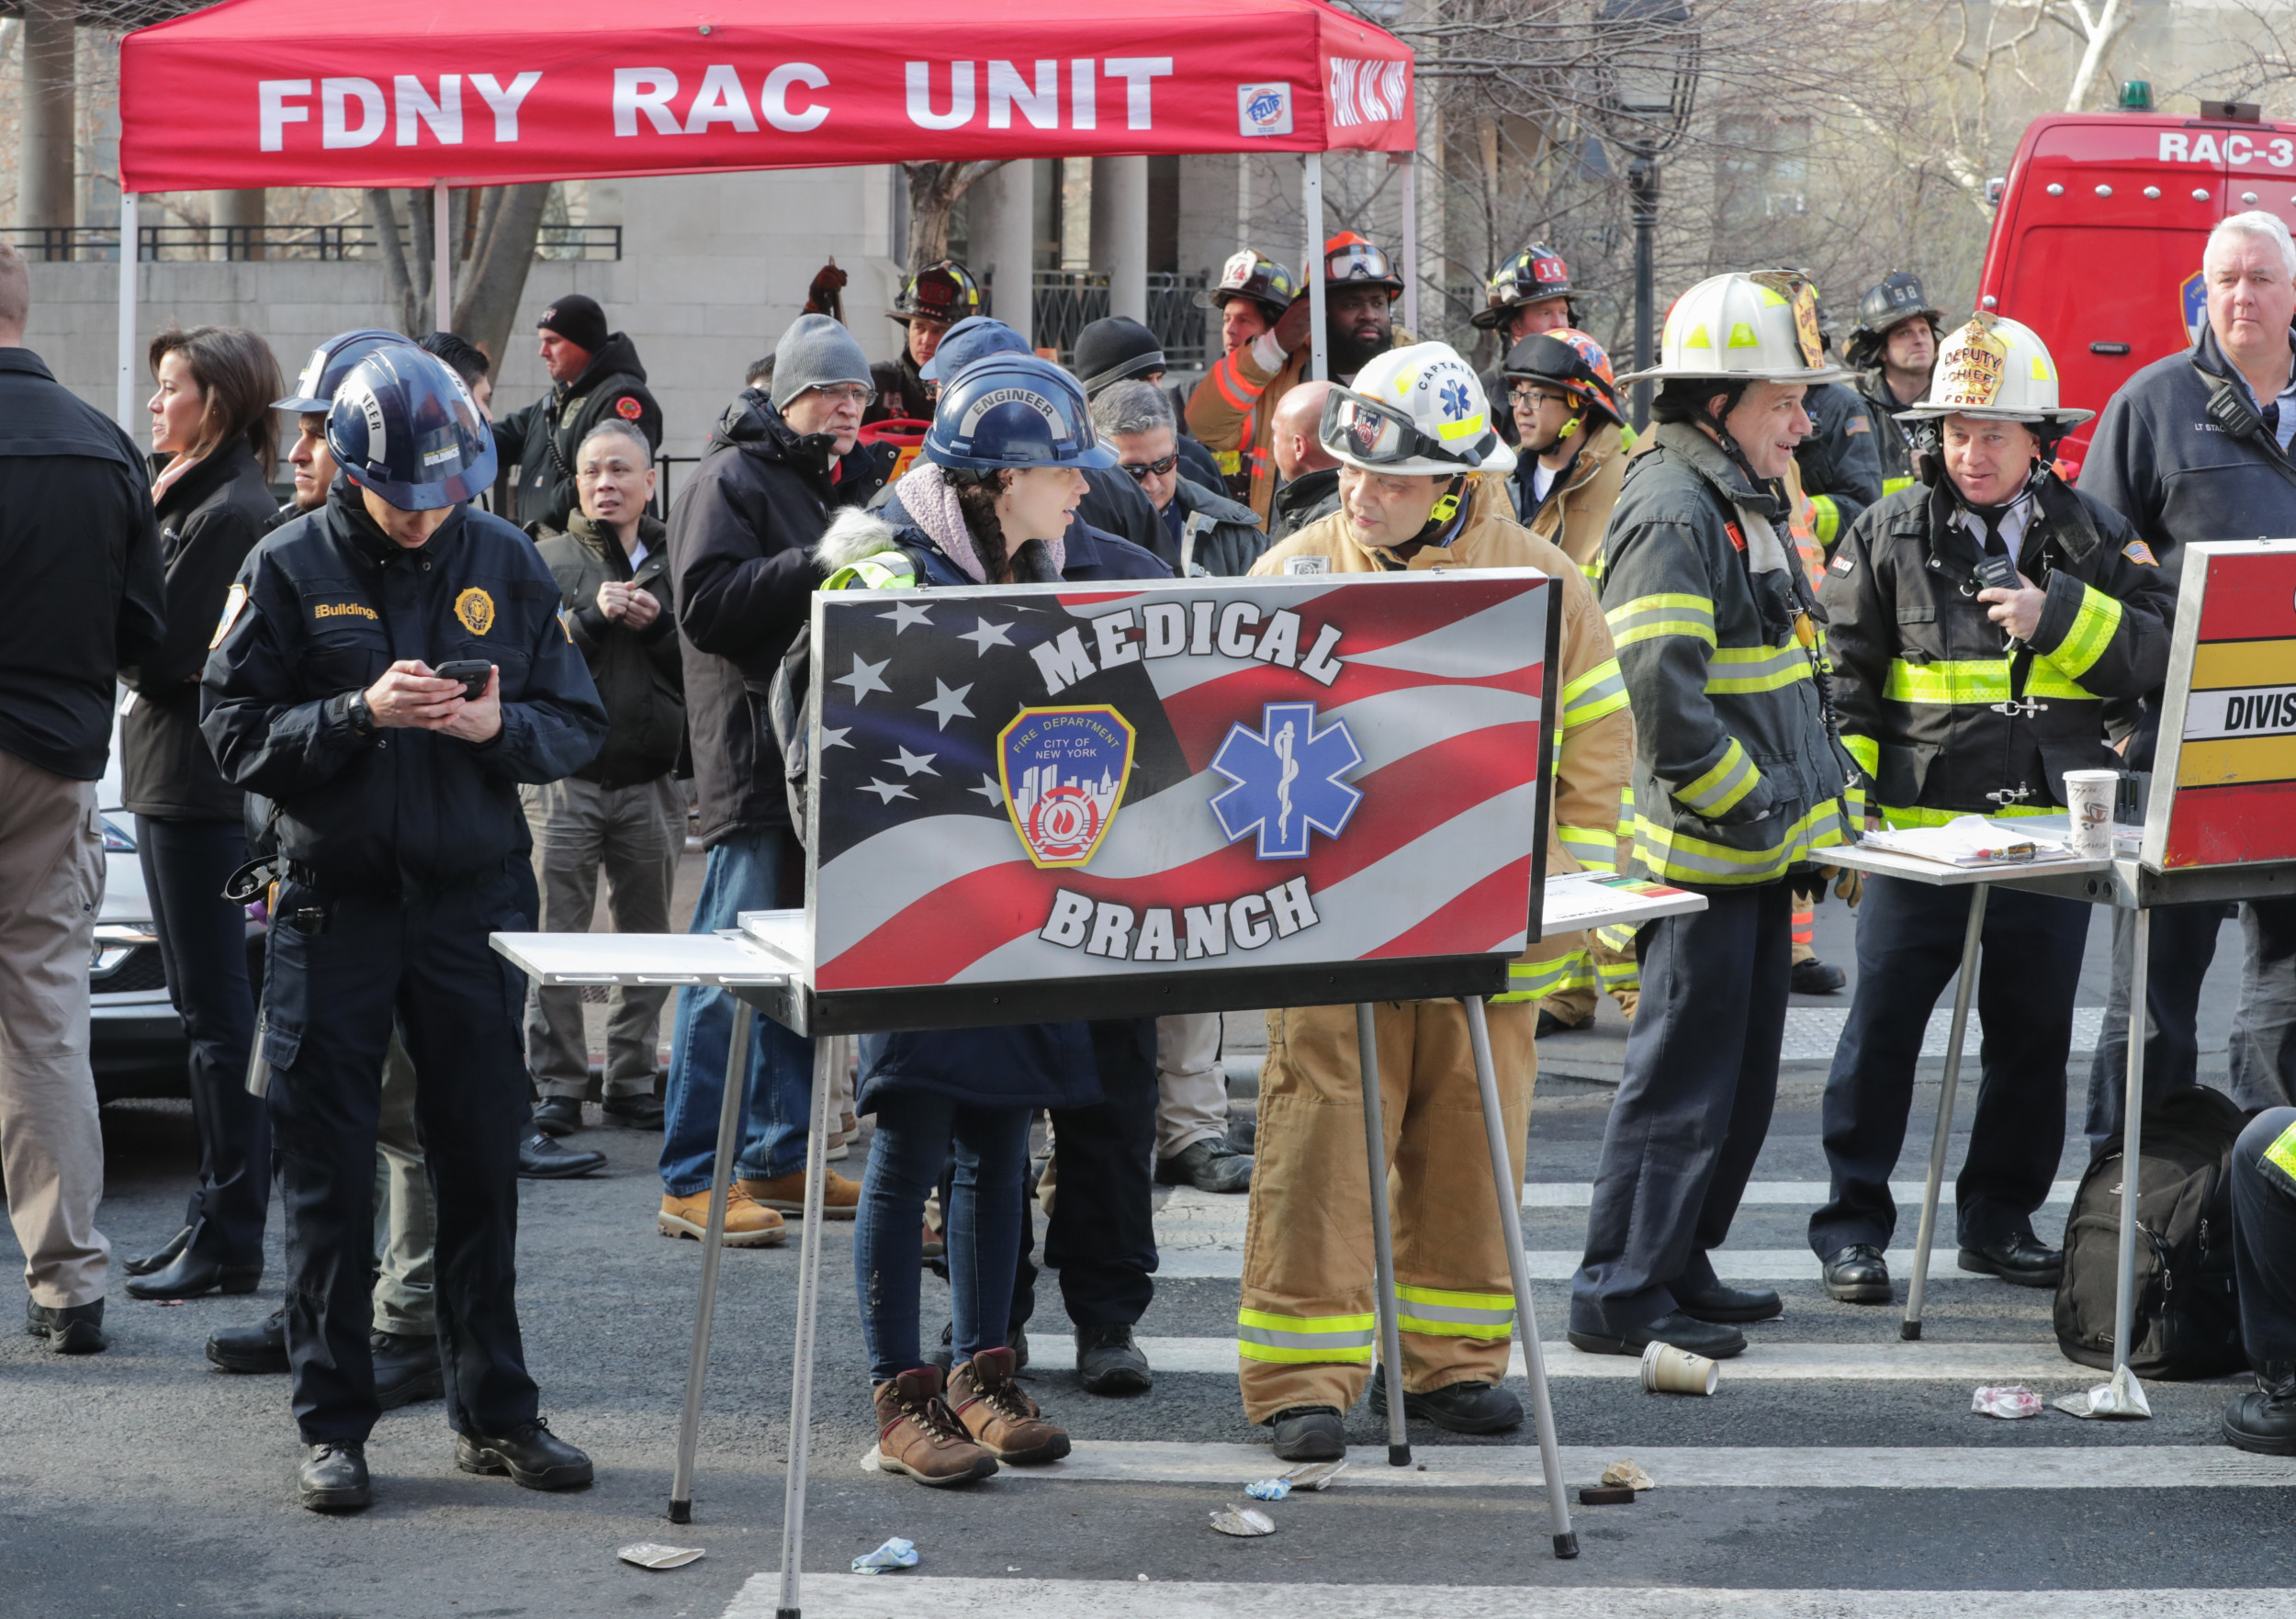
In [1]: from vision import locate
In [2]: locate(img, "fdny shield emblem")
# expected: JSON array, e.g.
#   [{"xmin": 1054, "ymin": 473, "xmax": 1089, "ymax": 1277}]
[{"xmin": 997, "ymin": 705, "xmax": 1136, "ymax": 868}]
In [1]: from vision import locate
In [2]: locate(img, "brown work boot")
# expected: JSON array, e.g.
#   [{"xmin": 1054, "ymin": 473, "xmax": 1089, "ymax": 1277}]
[
  {"xmin": 657, "ymin": 1188, "xmax": 786, "ymax": 1247},
  {"xmin": 946, "ymin": 1346, "xmax": 1070, "ymax": 1465},
  {"xmin": 740, "ymin": 1168, "xmax": 861, "ymax": 1220},
  {"xmin": 870, "ymin": 1367, "xmax": 998, "ymax": 1487}
]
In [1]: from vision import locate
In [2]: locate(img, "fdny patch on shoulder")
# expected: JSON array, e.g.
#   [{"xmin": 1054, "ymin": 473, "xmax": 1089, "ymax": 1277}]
[
  {"xmin": 312, "ymin": 599, "xmax": 378, "ymax": 624},
  {"xmin": 1283, "ymin": 555, "xmax": 1331, "ymax": 575},
  {"xmin": 1844, "ymin": 414, "xmax": 1872, "ymax": 434},
  {"xmin": 455, "ymin": 587, "xmax": 497, "ymax": 636},
  {"xmin": 211, "ymin": 582, "xmax": 250, "ymax": 649},
  {"xmin": 614, "ymin": 395, "xmax": 644, "ymax": 422},
  {"xmin": 558, "ymin": 609, "xmax": 576, "ymax": 643},
  {"xmin": 1829, "ymin": 551, "xmax": 1856, "ymax": 576},
  {"xmin": 2122, "ymin": 539, "xmax": 2158, "ymax": 567}
]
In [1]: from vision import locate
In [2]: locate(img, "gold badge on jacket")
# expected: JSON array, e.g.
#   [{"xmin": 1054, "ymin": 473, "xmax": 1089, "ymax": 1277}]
[{"xmin": 455, "ymin": 587, "xmax": 496, "ymax": 636}]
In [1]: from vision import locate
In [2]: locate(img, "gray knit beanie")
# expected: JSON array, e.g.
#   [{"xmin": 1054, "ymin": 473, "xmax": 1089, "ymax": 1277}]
[{"xmin": 770, "ymin": 313, "xmax": 872, "ymax": 410}]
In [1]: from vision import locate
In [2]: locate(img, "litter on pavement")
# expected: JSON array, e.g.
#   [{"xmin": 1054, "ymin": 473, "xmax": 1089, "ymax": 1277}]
[
  {"xmin": 851, "ymin": 1536, "xmax": 920, "ymax": 1574},
  {"xmin": 616, "ymin": 1543, "xmax": 705, "ymax": 1571},
  {"xmin": 1972, "ymin": 1385, "xmax": 2044, "ymax": 1419},
  {"xmin": 1244, "ymin": 1478, "xmax": 1292, "ymax": 1501},
  {"xmin": 1601, "ymin": 1458, "xmax": 1655, "ymax": 1490},
  {"xmin": 1210, "ymin": 1505, "xmax": 1277, "ymax": 1537},
  {"xmin": 1282, "ymin": 1459, "xmax": 1348, "ymax": 1490},
  {"xmin": 2056, "ymin": 1366, "xmax": 2154, "ymax": 1420}
]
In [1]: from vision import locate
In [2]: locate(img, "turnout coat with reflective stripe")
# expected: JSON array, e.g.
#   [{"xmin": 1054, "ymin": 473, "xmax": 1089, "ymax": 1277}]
[
  {"xmin": 1817, "ymin": 474, "xmax": 2172, "ymax": 826},
  {"xmin": 1599, "ymin": 422, "xmax": 1857, "ymax": 887}
]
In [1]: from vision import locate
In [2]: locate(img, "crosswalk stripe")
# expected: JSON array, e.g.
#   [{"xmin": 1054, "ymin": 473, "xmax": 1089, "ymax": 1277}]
[
  {"xmin": 721, "ymin": 1575, "xmax": 2296, "ymax": 1619},
  {"xmin": 1155, "ymin": 1179, "xmax": 2077, "ymax": 1231},
  {"xmin": 1156, "ymin": 1246, "xmax": 1970, "ymax": 1281},
  {"xmin": 1134, "ymin": 1336, "xmax": 2094, "ymax": 1381},
  {"xmin": 948, "ymin": 1439, "xmax": 2296, "ymax": 1490}
]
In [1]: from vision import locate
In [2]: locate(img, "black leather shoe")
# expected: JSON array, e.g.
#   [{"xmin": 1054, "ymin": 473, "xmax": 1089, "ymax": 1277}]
[
  {"xmin": 1791, "ymin": 957, "xmax": 1847, "ymax": 995},
  {"xmin": 933, "ymin": 1320, "xmax": 1030, "ymax": 1374},
  {"xmin": 298, "ymin": 1442, "xmax": 371, "ymax": 1512},
  {"xmin": 1535, "ymin": 1007, "xmax": 1591, "ymax": 1038},
  {"xmin": 372, "ymin": 1330, "xmax": 445, "ymax": 1410},
  {"xmin": 601, "ymin": 1094, "xmax": 666, "ymax": 1130},
  {"xmin": 125, "ymin": 1247, "xmax": 262, "ymax": 1301},
  {"xmin": 1368, "ymin": 1374, "xmax": 1522, "ymax": 1433},
  {"xmin": 1155, "ymin": 1139, "xmax": 1253, "ymax": 1194},
  {"xmin": 123, "ymin": 1223, "xmax": 193, "ymax": 1276},
  {"xmin": 1673, "ymin": 1283, "xmax": 1783, "ymax": 1323},
  {"xmin": 1958, "ymin": 1233, "xmax": 2062, "ymax": 1288},
  {"xmin": 2223, "ymin": 1365, "xmax": 2296, "ymax": 1456},
  {"xmin": 1076, "ymin": 1322, "xmax": 1153, "ymax": 1395},
  {"xmin": 1270, "ymin": 1405, "xmax": 1345, "ymax": 1462},
  {"xmin": 456, "ymin": 1420, "xmax": 594, "ymax": 1490},
  {"xmin": 1821, "ymin": 1243, "xmax": 1893, "ymax": 1304},
  {"xmin": 518, "ymin": 1130, "xmax": 605, "ymax": 1179},
  {"xmin": 208, "ymin": 1307, "xmax": 288, "ymax": 1374},
  {"xmin": 1225, "ymin": 1113, "xmax": 1256, "ymax": 1154},
  {"xmin": 531, "ymin": 1096, "xmax": 583, "ymax": 1136},
  {"xmin": 1567, "ymin": 1310, "xmax": 1746, "ymax": 1359},
  {"xmin": 24, "ymin": 1296, "xmax": 106, "ymax": 1355}
]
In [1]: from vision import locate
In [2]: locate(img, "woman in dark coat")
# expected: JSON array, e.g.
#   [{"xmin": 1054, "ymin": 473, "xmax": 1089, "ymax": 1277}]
[{"xmin": 120, "ymin": 326, "xmax": 282, "ymax": 1299}]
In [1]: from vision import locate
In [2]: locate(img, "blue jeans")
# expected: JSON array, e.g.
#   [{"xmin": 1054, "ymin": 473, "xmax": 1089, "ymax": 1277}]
[
  {"xmin": 658, "ymin": 828, "xmax": 815, "ymax": 1196},
  {"xmin": 853, "ymin": 1088, "xmax": 1032, "ymax": 1383}
]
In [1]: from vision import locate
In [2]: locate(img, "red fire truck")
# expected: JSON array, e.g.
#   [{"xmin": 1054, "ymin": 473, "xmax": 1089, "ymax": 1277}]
[{"xmin": 1978, "ymin": 98, "xmax": 2296, "ymax": 472}]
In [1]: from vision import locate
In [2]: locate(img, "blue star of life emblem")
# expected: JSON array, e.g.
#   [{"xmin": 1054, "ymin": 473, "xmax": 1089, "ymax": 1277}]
[
  {"xmin": 1438, "ymin": 377, "xmax": 1472, "ymax": 420},
  {"xmin": 1209, "ymin": 702, "xmax": 1364, "ymax": 860}
]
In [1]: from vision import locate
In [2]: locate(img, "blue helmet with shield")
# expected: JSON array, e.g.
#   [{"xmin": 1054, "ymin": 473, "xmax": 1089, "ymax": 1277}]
[
  {"xmin": 274, "ymin": 327, "xmax": 410, "ymax": 413},
  {"xmin": 326, "ymin": 346, "xmax": 498, "ymax": 511},
  {"xmin": 923, "ymin": 354, "xmax": 1115, "ymax": 472}
]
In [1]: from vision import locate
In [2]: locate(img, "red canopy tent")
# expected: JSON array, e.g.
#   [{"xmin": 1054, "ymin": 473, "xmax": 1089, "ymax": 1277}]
[{"xmin": 111, "ymin": 0, "xmax": 1417, "ymax": 418}]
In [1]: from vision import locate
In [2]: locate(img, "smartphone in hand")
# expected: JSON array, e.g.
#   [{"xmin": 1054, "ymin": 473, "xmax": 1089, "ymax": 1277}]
[{"xmin": 433, "ymin": 659, "xmax": 492, "ymax": 701}]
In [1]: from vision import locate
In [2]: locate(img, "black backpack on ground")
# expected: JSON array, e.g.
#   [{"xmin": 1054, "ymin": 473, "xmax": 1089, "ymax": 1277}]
[{"xmin": 2054, "ymin": 1084, "xmax": 2247, "ymax": 1379}]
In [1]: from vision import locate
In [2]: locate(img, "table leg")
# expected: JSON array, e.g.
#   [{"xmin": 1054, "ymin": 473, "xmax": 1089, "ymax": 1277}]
[
  {"xmin": 1464, "ymin": 995, "xmax": 1577, "ymax": 1559},
  {"xmin": 670, "ymin": 999, "xmax": 755, "ymax": 1523},
  {"xmin": 775, "ymin": 1034, "xmax": 837, "ymax": 1619},
  {"xmin": 1355, "ymin": 1002, "xmax": 1411, "ymax": 1467},
  {"xmin": 2113, "ymin": 906, "xmax": 2150, "ymax": 1376},
  {"xmin": 1903, "ymin": 883, "xmax": 1988, "ymax": 1342}
]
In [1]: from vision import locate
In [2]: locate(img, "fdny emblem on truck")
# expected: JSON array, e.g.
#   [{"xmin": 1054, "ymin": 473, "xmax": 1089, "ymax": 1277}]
[{"xmin": 999, "ymin": 705, "xmax": 1136, "ymax": 868}]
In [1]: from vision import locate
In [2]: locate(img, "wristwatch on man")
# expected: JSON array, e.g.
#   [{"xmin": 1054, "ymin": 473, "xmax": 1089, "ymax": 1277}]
[{"xmin": 346, "ymin": 689, "xmax": 376, "ymax": 736}]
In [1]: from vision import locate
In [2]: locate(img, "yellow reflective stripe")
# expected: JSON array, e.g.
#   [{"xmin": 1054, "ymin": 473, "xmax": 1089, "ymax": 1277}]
[
  {"xmin": 1885, "ymin": 658, "xmax": 2098, "ymax": 704},
  {"xmin": 1235, "ymin": 1309, "xmax": 1377, "ymax": 1364},
  {"xmin": 1882, "ymin": 474, "xmax": 1915, "ymax": 497},
  {"xmin": 1435, "ymin": 410, "xmax": 1488, "ymax": 442},
  {"xmin": 1396, "ymin": 1285, "xmax": 1515, "ymax": 1340},
  {"xmin": 1809, "ymin": 493, "xmax": 1842, "ymax": 549},
  {"xmin": 1875, "ymin": 800, "xmax": 2055, "ymax": 829},
  {"xmin": 2263, "ymin": 1119, "xmax": 2296, "ymax": 1185},
  {"xmin": 823, "ymin": 556, "xmax": 917, "ymax": 592},
  {"xmin": 1705, "ymin": 643, "xmax": 1813, "ymax": 695},
  {"xmin": 1501, "ymin": 953, "xmax": 1588, "ymax": 1005},
  {"xmin": 1559, "ymin": 823, "xmax": 1617, "ymax": 872},
  {"xmin": 2044, "ymin": 583, "xmax": 2123, "ymax": 682},
  {"xmin": 1675, "ymin": 736, "xmax": 1761, "ymax": 816},
  {"xmin": 1841, "ymin": 731, "xmax": 1879, "ymax": 775},
  {"xmin": 1607, "ymin": 592, "xmax": 1716, "ymax": 649},
  {"xmin": 1632, "ymin": 797, "xmax": 1848, "ymax": 884},
  {"xmin": 1561, "ymin": 659, "xmax": 1629, "ymax": 727},
  {"xmin": 1595, "ymin": 950, "xmax": 1640, "ymax": 987}
]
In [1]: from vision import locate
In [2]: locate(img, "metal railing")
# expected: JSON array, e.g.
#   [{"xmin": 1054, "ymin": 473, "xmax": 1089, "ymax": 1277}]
[
  {"xmin": 0, "ymin": 223, "xmax": 622, "ymax": 264},
  {"xmin": 1033, "ymin": 270, "xmax": 1210, "ymax": 373}
]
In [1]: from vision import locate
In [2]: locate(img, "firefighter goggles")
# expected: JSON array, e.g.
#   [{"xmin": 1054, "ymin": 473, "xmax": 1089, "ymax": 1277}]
[
  {"xmin": 1319, "ymin": 387, "xmax": 1480, "ymax": 471},
  {"xmin": 1327, "ymin": 242, "xmax": 1397, "ymax": 285}
]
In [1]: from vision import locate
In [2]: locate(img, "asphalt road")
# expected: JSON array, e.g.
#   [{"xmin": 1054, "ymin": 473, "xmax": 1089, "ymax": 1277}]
[{"xmin": 3, "ymin": 897, "xmax": 2286, "ymax": 1619}]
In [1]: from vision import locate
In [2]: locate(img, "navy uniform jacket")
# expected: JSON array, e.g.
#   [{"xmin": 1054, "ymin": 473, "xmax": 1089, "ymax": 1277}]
[{"xmin": 201, "ymin": 484, "xmax": 606, "ymax": 893}]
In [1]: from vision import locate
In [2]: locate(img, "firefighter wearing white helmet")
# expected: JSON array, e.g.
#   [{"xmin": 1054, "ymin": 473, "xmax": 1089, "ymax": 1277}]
[
  {"xmin": 1804, "ymin": 312, "xmax": 2174, "ymax": 1306},
  {"xmin": 1233, "ymin": 343, "xmax": 1634, "ymax": 1461},
  {"xmin": 1565, "ymin": 272, "xmax": 1861, "ymax": 1365}
]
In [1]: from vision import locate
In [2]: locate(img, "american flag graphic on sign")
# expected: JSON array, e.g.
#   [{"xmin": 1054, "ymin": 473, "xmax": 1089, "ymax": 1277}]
[{"xmin": 805, "ymin": 571, "xmax": 1555, "ymax": 998}]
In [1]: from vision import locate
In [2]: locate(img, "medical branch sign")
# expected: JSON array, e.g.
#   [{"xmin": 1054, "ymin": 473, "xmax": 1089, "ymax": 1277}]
[{"xmin": 805, "ymin": 573, "xmax": 1556, "ymax": 999}]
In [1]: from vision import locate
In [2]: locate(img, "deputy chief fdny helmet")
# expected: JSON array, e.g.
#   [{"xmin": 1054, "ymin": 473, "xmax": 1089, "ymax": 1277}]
[
  {"xmin": 924, "ymin": 354, "xmax": 1117, "ymax": 473},
  {"xmin": 326, "ymin": 346, "xmax": 499, "ymax": 512},
  {"xmin": 274, "ymin": 328, "xmax": 410, "ymax": 413}
]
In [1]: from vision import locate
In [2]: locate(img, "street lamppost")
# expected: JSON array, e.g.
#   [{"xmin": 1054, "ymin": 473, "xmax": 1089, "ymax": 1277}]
[{"xmin": 1595, "ymin": 0, "xmax": 1700, "ymax": 428}]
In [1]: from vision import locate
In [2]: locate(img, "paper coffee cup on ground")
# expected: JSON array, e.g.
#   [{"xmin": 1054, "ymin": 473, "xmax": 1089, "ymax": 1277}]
[
  {"xmin": 2064, "ymin": 770, "xmax": 2119, "ymax": 858},
  {"xmin": 1639, "ymin": 1340, "xmax": 1719, "ymax": 1396}
]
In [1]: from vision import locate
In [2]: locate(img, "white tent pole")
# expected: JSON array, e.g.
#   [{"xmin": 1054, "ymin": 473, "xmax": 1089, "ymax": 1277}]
[
  {"xmin": 433, "ymin": 180, "xmax": 452, "ymax": 332},
  {"xmin": 116, "ymin": 192, "xmax": 138, "ymax": 433},
  {"xmin": 1304, "ymin": 152, "xmax": 1326, "ymax": 383},
  {"xmin": 1398, "ymin": 152, "xmax": 1419, "ymax": 337}
]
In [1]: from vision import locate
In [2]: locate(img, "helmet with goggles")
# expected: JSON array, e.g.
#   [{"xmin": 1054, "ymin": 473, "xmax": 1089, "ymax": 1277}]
[
  {"xmin": 1321, "ymin": 231, "xmax": 1403, "ymax": 299},
  {"xmin": 1319, "ymin": 343, "xmax": 1517, "ymax": 478}
]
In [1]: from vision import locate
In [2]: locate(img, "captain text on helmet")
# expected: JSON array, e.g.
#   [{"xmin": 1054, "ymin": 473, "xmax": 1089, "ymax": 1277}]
[
  {"xmin": 1236, "ymin": 343, "xmax": 1632, "ymax": 1463},
  {"xmin": 1566, "ymin": 272, "xmax": 1860, "ymax": 1366},
  {"xmin": 1186, "ymin": 232, "xmax": 1410, "ymax": 527},
  {"xmin": 1807, "ymin": 311, "xmax": 2170, "ymax": 1309}
]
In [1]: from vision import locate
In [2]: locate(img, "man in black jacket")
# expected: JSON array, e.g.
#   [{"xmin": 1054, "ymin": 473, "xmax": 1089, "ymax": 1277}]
[
  {"xmin": 204, "ymin": 345, "xmax": 606, "ymax": 1512},
  {"xmin": 527, "ymin": 421, "xmax": 684, "ymax": 1137},
  {"xmin": 1266, "ymin": 380, "xmax": 1342, "ymax": 540},
  {"xmin": 492, "ymin": 295, "xmax": 663, "ymax": 533},
  {"xmin": 658, "ymin": 314, "xmax": 884, "ymax": 1244},
  {"xmin": 0, "ymin": 243, "xmax": 167, "ymax": 1355},
  {"xmin": 2079, "ymin": 210, "xmax": 2296, "ymax": 1151}
]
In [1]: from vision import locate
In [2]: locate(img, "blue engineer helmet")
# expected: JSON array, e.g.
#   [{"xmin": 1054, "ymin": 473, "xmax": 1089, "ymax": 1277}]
[
  {"xmin": 923, "ymin": 354, "xmax": 1117, "ymax": 472},
  {"xmin": 326, "ymin": 345, "xmax": 498, "ymax": 511},
  {"xmin": 274, "ymin": 327, "xmax": 411, "ymax": 413}
]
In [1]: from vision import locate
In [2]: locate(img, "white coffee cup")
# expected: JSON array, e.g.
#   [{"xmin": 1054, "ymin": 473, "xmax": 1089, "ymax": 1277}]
[
  {"xmin": 1639, "ymin": 1339, "xmax": 1719, "ymax": 1396},
  {"xmin": 2064, "ymin": 770, "xmax": 2119, "ymax": 859}
]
